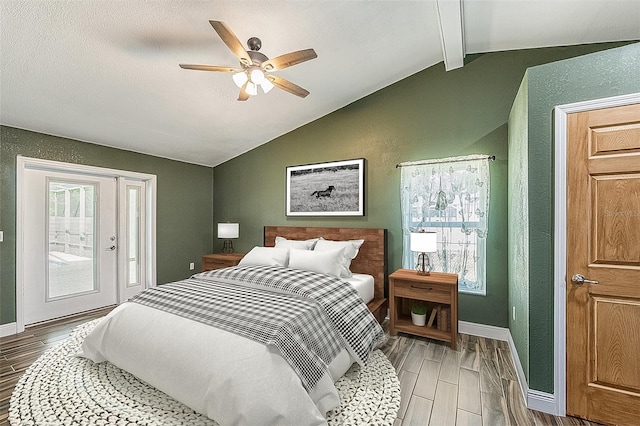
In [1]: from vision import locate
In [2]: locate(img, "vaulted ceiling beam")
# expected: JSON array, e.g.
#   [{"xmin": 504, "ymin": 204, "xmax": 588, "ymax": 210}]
[{"xmin": 435, "ymin": 0, "xmax": 465, "ymax": 71}]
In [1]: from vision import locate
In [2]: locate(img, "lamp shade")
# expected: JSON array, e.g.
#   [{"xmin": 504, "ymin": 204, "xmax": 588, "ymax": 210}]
[
  {"xmin": 232, "ymin": 72, "xmax": 248, "ymax": 88},
  {"xmin": 250, "ymin": 68, "xmax": 265, "ymax": 84},
  {"xmin": 260, "ymin": 77, "xmax": 274, "ymax": 94},
  {"xmin": 410, "ymin": 231, "xmax": 437, "ymax": 253},
  {"xmin": 245, "ymin": 81, "xmax": 258, "ymax": 96},
  {"xmin": 217, "ymin": 223, "xmax": 239, "ymax": 239}
]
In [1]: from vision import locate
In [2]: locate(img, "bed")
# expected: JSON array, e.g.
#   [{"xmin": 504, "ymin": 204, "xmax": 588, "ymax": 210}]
[
  {"xmin": 78, "ymin": 226, "xmax": 388, "ymax": 426},
  {"xmin": 264, "ymin": 226, "xmax": 388, "ymax": 323}
]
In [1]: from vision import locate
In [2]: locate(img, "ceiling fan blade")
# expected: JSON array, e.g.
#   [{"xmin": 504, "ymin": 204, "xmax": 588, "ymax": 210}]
[
  {"xmin": 179, "ymin": 64, "xmax": 241, "ymax": 73},
  {"xmin": 267, "ymin": 75, "xmax": 310, "ymax": 98},
  {"xmin": 209, "ymin": 20, "xmax": 252, "ymax": 66},
  {"xmin": 261, "ymin": 49, "xmax": 317, "ymax": 71},
  {"xmin": 238, "ymin": 82, "xmax": 250, "ymax": 101}
]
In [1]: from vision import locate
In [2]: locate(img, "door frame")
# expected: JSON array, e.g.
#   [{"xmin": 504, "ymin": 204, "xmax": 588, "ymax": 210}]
[
  {"xmin": 553, "ymin": 92, "xmax": 640, "ymax": 416},
  {"xmin": 16, "ymin": 156, "xmax": 157, "ymax": 332}
]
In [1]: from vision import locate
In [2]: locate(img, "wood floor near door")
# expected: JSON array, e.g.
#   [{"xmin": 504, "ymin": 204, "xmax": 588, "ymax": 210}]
[
  {"xmin": 0, "ymin": 306, "xmax": 115, "ymax": 424},
  {"xmin": 1, "ymin": 309, "xmax": 602, "ymax": 426},
  {"xmin": 380, "ymin": 330, "xmax": 604, "ymax": 426}
]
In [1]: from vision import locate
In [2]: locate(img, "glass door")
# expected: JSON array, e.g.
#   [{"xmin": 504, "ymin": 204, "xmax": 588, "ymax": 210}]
[
  {"xmin": 17, "ymin": 156, "xmax": 157, "ymax": 331},
  {"xmin": 22, "ymin": 169, "xmax": 118, "ymax": 325}
]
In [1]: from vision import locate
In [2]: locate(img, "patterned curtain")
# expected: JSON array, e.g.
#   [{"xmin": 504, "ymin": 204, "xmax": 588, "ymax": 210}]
[{"xmin": 400, "ymin": 154, "xmax": 490, "ymax": 295}]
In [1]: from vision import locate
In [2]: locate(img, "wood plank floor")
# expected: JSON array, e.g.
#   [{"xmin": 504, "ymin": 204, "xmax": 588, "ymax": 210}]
[
  {"xmin": 1, "ymin": 310, "xmax": 601, "ymax": 425},
  {"xmin": 0, "ymin": 306, "xmax": 115, "ymax": 425},
  {"xmin": 379, "ymin": 330, "xmax": 603, "ymax": 426}
]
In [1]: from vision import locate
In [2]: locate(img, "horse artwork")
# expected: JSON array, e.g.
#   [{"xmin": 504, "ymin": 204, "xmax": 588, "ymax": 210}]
[
  {"xmin": 286, "ymin": 159, "xmax": 364, "ymax": 216},
  {"xmin": 311, "ymin": 185, "xmax": 336, "ymax": 198}
]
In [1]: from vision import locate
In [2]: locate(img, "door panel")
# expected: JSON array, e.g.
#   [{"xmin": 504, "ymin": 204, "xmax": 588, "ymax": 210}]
[
  {"xmin": 590, "ymin": 123, "xmax": 640, "ymax": 155},
  {"xmin": 22, "ymin": 169, "xmax": 117, "ymax": 325},
  {"xmin": 592, "ymin": 175, "xmax": 640, "ymax": 265},
  {"xmin": 593, "ymin": 297, "xmax": 640, "ymax": 389},
  {"xmin": 566, "ymin": 102, "xmax": 640, "ymax": 424}
]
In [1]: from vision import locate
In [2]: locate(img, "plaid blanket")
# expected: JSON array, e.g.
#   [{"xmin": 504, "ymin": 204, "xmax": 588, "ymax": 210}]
[
  {"xmin": 196, "ymin": 265, "xmax": 386, "ymax": 366},
  {"xmin": 129, "ymin": 277, "xmax": 345, "ymax": 391}
]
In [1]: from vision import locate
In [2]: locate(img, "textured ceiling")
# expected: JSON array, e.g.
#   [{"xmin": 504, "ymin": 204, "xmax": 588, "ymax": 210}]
[{"xmin": 1, "ymin": 0, "xmax": 638, "ymax": 167}]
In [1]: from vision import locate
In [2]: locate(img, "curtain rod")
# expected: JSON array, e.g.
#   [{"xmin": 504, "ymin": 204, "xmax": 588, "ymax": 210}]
[{"xmin": 395, "ymin": 155, "xmax": 495, "ymax": 168}]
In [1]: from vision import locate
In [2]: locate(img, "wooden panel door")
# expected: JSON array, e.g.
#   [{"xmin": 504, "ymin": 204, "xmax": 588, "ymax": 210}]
[{"xmin": 566, "ymin": 103, "xmax": 640, "ymax": 424}]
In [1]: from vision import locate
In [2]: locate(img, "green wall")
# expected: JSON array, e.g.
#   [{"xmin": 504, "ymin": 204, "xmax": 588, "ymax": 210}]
[
  {"xmin": 508, "ymin": 74, "xmax": 530, "ymax": 382},
  {"xmin": 213, "ymin": 44, "xmax": 624, "ymax": 329},
  {"xmin": 520, "ymin": 42, "xmax": 640, "ymax": 393},
  {"xmin": 0, "ymin": 126, "xmax": 214, "ymax": 324}
]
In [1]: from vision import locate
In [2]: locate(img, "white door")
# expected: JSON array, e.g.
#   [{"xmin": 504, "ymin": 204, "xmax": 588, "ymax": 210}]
[{"xmin": 22, "ymin": 168, "xmax": 118, "ymax": 324}]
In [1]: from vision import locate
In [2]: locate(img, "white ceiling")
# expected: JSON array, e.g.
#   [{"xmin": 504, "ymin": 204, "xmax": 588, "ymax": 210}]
[{"xmin": 1, "ymin": 0, "xmax": 638, "ymax": 167}]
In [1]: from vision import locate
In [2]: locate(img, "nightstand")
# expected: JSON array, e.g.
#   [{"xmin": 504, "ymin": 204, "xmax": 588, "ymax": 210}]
[
  {"xmin": 202, "ymin": 253, "xmax": 245, "ymax": 271},
  {"xmin": 389, "ymin": 269, "xmax": 458, "ymax": 350}
]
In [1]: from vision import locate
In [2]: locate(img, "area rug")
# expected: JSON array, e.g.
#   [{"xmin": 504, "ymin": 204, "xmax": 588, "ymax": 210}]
[{"xmin": 9, "ymin": 319, "xmax": 400, "ymax": 425}]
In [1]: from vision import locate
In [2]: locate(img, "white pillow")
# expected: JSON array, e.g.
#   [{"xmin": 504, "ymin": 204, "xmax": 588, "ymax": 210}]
[
  {"xmin": 313, "ymin": 239, "xmax": 365, "ymax": 278},
  {"xmin": 239, "ymin": 246, "xmax": 289, "ymax": 267},
  {"xmin": 288, "ymin": 247, "xmax": 345, "ymax": 278},
  {"xmin": 274, "ymin": 236, "xmax": 320, "ymax": 250}
]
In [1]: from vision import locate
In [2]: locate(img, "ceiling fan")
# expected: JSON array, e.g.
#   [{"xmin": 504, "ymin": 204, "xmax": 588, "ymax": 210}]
[{"xmin": 179, "ymin": 21, "xmax": 317, "ymax": 101}]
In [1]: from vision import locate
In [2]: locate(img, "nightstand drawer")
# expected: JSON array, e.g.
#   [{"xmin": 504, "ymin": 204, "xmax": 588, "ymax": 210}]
[
  {"xmin": 393, "ymin": 279, "xmax": 451, "ymax": 303},
  {"xmin": 202, "ymin": 253, "xmax": 244, "ymax": 271},
  {"xmin": 203, "ymin": 259, "xmax": 234, "ymax": 269}
]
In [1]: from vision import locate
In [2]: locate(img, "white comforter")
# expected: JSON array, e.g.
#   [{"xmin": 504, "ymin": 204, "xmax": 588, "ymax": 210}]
[{"xmin": 78, "ymin": 302, "xmax": 354, "ymax": 426}]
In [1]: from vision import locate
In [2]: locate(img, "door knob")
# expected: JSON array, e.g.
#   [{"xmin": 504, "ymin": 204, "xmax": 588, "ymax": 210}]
[
  {"xmin": 571, "ymin": 274, "xmax": 599, "ymax": 285},
  {"xmin": 105, "ymin": 245, "xmax": 116, "ymax": 251}
]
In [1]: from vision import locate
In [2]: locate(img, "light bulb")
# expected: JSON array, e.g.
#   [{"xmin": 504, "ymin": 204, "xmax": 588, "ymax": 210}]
[
  {"xmin": 245, "ymin": 81, "xmax": 258, "ymax": 96},
  {"xmin": 232, "ymin": 72, "xmax": 248, "ymax": 88},
  {"xmin": 250, "ymin": 68, "xmax": 265, "ymax": 84},
  {"xmin": 260, "ymin": 78, "xmax": 274, "ymax": 94}
]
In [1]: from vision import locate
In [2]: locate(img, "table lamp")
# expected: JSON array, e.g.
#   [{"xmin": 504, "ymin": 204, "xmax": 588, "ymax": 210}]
[
  {"xmin": 218, "ymin": 223, "xmax": 239, "ymax": 254},
  {"xmin": 410, "ymin": 231, "xmax": 437, "ymax": 275}
]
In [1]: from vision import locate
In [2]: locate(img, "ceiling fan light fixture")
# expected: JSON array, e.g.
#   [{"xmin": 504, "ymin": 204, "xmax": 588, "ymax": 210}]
[
  {"xmin": 245, "ymin": 81, "xmax": 258, "ymax": 96},
  {"xmin": 249, "ymin": 68, "xmax": 265, "ymax": 84},
  {"xmin": 260, "ymin": 78, "xmax": 274, "ymax": 94},
  {"xmin": 180, "ymin": 21, "xmax": 317, "ymax": 100},
  {"xmin": 232, "ymin": 71, "xmax": 248, "ymax": 88}
]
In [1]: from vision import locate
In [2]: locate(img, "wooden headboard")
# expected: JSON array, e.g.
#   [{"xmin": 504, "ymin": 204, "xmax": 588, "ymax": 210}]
[{"xmin": 264, "ymin": 226, "xmax": 388, "ymax": 322}]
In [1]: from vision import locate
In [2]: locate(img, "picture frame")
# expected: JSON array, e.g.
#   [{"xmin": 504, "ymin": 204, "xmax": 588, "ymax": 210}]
[{"xmin": 286, "ymin": 158, "xmax": 365, "ymax": 216}]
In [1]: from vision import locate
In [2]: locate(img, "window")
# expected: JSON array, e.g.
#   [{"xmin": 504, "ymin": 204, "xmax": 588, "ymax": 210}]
[
  {"xmin": 47, "ymin": 180, "xmax": 97, "ymax": 299},
  {"xmin": 127, "ymin": 185, "xmax": 140, "ymax": 286},
  {"xmin": 400, "ymin": 154, "xmax": 491, "ymax": 295}
]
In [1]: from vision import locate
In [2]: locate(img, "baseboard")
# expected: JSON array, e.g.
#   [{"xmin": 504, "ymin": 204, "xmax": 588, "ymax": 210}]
[
  {"xmin": 0, "ymin": 322, "xmax": 17, "ymax": 338},
  {"xmin": 459, "ymin": 321, "xmax": 557, "ymax": 416},
  {"xmin": 506, "ymin": 329, "xmax": 530, "ymax": 405},
  {"xmin": 459, "ymin": 320, "xmax": 511, "ymax": 341}
]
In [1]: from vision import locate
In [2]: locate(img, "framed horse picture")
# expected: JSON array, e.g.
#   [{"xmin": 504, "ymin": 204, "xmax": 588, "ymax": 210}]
[{"xmin": 286, "ymin": 158, "xmax": 365, "ymax": 216}]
